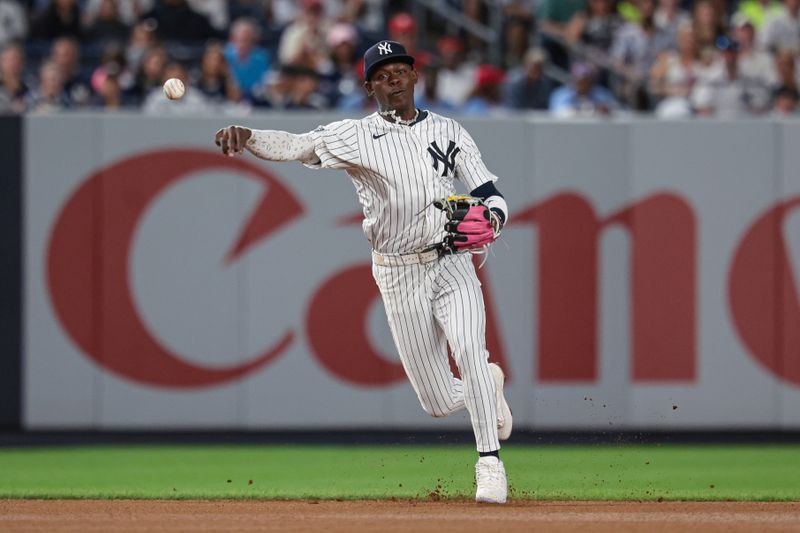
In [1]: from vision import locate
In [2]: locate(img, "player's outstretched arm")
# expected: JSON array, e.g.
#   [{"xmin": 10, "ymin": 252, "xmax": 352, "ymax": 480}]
[{"xmin": 214, "ymin": 125, "xmax": 318, "ymax": 164}]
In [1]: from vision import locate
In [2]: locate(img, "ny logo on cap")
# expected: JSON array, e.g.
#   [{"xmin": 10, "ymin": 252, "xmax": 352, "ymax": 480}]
[{"xmin": 378, "ymin": 42, "xmax": 392, "ymax": 55}]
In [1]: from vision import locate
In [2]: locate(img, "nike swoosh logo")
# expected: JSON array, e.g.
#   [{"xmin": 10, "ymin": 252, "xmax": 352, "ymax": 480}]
[{"xmin": 372, "ymin": 133, "xmax": 388, "ymax": 139}]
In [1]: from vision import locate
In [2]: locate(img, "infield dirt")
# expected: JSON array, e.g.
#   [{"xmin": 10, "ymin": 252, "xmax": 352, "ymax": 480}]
[{"xmin": 1, "ymin": 500, "xmax": 799, "ymax": 532}]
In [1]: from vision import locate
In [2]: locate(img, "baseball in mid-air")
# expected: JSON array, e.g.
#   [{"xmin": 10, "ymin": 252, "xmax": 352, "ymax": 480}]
[{"xmin": 163, "ymin": 78, "xmax": 185, "ymax": 100}]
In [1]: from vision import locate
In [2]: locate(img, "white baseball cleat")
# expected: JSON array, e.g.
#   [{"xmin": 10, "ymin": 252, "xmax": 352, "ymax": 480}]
[
  {"xmin": 475, "ymin": 456, "xmax": 507, "ymax": 504},
  {"xmin": 489, "ymin": 363, "xmax": 513, "ymax": 440}
]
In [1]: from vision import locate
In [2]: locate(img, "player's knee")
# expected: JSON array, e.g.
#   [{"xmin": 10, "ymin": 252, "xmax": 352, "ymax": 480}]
[{"xmin": 419, "ymin": 400, "xmax": 449, "ymax": 418}]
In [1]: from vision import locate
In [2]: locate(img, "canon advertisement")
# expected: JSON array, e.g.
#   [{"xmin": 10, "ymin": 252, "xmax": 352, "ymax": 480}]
[{"xmin": 23, "ymin": 115, "xmax": 800, "ymax": 429}]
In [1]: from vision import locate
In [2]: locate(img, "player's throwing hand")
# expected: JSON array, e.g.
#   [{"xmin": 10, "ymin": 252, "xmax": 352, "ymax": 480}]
[{"xmin": 215, "ymin": 126, "xmax": 252, "ymax": 156}]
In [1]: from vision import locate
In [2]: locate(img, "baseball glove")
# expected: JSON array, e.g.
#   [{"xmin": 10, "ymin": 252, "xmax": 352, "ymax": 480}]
[{"xmin": 433, "ymin": 195, "xmax": 502, "ymax": 254}]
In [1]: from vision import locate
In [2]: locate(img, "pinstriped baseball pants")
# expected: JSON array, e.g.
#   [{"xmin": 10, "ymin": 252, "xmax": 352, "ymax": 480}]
[{"xmin": 372, "ymin": 253, "xmax": 500, "ymax": 453}]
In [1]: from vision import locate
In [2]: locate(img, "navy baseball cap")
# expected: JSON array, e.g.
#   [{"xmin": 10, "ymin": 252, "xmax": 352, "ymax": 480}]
[{"xmin": 363, "ymin": 40, "xmax": 415, "ymax": 81}]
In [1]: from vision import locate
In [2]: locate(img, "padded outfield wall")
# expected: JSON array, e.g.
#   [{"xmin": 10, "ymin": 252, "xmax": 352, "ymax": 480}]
[{"xmin": 16, "ymin": 113, "xmax": 800, "ymax": 430}]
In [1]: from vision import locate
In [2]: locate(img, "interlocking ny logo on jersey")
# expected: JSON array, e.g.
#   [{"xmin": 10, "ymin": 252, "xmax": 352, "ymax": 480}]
[
  {"xmin": 378, "ymin": 42, "xmax": 392, "ymax": 55},
  {"xmin": 428, "ymin": 141, "xmax": 460, "ymax": 177}
]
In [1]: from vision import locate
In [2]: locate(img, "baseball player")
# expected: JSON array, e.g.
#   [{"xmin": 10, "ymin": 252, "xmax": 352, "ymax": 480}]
[{"xmin": 215, "ymin": 40, "xmax": 512, "ymax": 504}]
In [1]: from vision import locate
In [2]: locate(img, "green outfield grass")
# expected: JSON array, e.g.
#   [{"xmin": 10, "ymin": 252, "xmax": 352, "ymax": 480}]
[{"xmin": 0, "ymin": 444, "xmax": 798, "ymax": 501}]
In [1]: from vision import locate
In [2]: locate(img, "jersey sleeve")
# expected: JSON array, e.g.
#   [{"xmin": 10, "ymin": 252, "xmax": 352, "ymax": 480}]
[
  {"xmin": 454, "ymin": 123, "xmax": 500, "ymax": 191},
  {"xmin": 303, "ymin": 119, "xmax": 361, "ymax": 170}
]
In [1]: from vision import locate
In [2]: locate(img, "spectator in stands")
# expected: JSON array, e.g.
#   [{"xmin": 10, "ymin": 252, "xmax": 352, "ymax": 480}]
[
  {"xmin": 85, "ymin": 0, "xmax": 130, "ymax": 45},
  {"xmin": 611, "ymin": 0, "xmax": 672, "ymax": 109},
  {"xmin": 126, "ymin": 44, "xmax": 167, "ymax": 104},
  {"xmin": 265, "ymin": 0, "xmax": 301, "ymax": 29},
  {"xmin": 462, "ymin": 0, "xmax": 488, "ymax": 33},
  {"xmin": 691, "ymin": 36, "xmax": 769, "ymax": 116},
  {"xmin": 759, "ymin": 0, "xmax": 800, "ymax": 53},
  {"xmin": 502, "ymin": 14, "xmax": 533, "ymax": 69},
  {"xmin": 654, "ymin": 0, "xmax": 691, "ymax": 42},
  {"xmin": 49, "ymin": 36, "xmax": 91, "ymax": 106},
  {"xmin": 500, "ymin": 1, "xmax": 536, "ymax": 27},
  {"xmin": 536, "ymin": 0, "xmax": 587, "ymax": 68},
  {"xmin": 125, "ymin": 20, "xmax": 158, "ymax": 72},
  {"xmin": 771, "ymin": 84, "xmax": 799, "ymax": 113},
  {"xmin": 30, "ymin": 0, "xmax": 83, "ymax": 41},
  {"xmin": 0, "ymin": 1, "xmax": 27, "ymax": 47},
  {"xmin": 387, "ymin": 12, "xmax": 433, "ymax": 72},
  {"xmin": 735, "ymin": 0, "xmax": 783, "ymax": 31},
  {"xmin": 549, "ymin": 61, "xmax": 619, "ymax": 117},
  {"xmin": 650, "ymin": 22, "xmax": 703, "ymax": 117},
  {"xmin": 615, "ymin": 0, "xmax": 638, "ymax": 22},
  {"xmin": 0, "ymin": 42, "xmax": 29, "ymax": 112},
  {"xmin": 259, "ymin": 64, "xmax": 326, "ymax": 109},
  {"xmin": 193, "ymin": 41, "xmax": 240, "ymax": 103},
  {"xmin": 413, "ymin": 63, "xmax": 453, "ymax": 112},
  {"xmin": 460, "ymin": 64, "xmax": 507, "ymax": 115},
  {"xmin": 277, "ymin": 0, "xmax": 331, "ymax": 70},
  {"xmin": 490, "ymin": 0, "xmax": 538, "ymax": 64},
  {"xmin": 435, "ymin": 36, "xmax": 477, "ymax": 108},
  {"xmin": 284, "ymin": 65, "xmax": 326, "ymax": 109},
  {"xmin": 612, "ymin": 0, "xmax": 673, "ymax": 79},
  {"xmin": 140, "ymin": 0, "xmax": 216, "ymax": 42},
  {"xmin": 188, "ymin": 0, "xmax": 228, "ymax": 32},
  {"xmin": 224, "ymin": 17, "xmax": 270, "ymax": 100},
  {"xmin": 733, "ymin": 14, "xmax": 776, "ymax": 90},
  {"xmin": 538, "ymin": 0, "xmax": 587, "ymax": 34},
  {"xmin": 565, "ymin": 0, "xmax": 624, "ymax": 54},
  {"xmin": 693, "ymin": 0, "xmax": 727, "ymax": 50},
  {"xmin": 318, "ymin": 22, "xmax": 359, "ymax": 107},
  {"xmin": 330, "ymin": 0, "xmax": 384, "ymax": 35},
  {"xmin": 228, "ymin": 0, "xmax": 269, "ymax": 25},
  {"xmin": 95, "ymin": 68, "xmax": 124, "ymax": 109},
  {"xmin": 709, "ymin": 0, "xmax": 737, "ymax": 20},
  {"xmin": 501, "ymin": 0, "xmax": 537, "ymax": 23},
  {"xmin": 772, "ymin": 47, "xmax": 800, "ymax": 92},
  {"xmin": 503, "ymin": 46, "xmax": 557, "ymax": 110},
  {"xmin": 255, "ymin": 67, "xmax": 288, "ymax": 108},
  {"xmin": 83, "ymin": 0, "xmax": 153, "ymax": 26},
  {"xmin": 335, "ymin": 56, "xmax": 372, "ymax": 112},
  {"xmin": 27, "ymin": 60, "xmax": 70, "ymax": 112},
  {"xmin": 90, "ymin": 43, "xmax": 134, "ymax": 99},
  {"xmin": 90, "ymin": 58, "xmax": 138, "ymax": 108}
]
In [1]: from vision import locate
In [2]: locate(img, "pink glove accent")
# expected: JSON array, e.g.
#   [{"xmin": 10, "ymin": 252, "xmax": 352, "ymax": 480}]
[{"xmin": 452, "ymin": 205, "xmax": 496, "ymax": 250}]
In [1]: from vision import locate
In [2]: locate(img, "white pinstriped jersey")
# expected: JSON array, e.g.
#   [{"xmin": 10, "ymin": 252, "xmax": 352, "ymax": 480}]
[
  {"xmin": 238, "ymin": 104, "xmax": 508, "ymax": 456},
  {"xmin": 304, "ymin": 110, "xmax": 499, "ymax": 254}
]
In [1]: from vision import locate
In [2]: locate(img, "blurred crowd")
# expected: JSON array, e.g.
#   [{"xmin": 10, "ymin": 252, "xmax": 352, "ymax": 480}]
[{"xmin": 0, "ymin": 0, "xmax": 799, "ymax": 117}]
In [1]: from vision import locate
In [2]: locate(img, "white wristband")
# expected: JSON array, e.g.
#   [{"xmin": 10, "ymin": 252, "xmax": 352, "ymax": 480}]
[{"xmin": 484, "ymin": 195, "xmax": 508, "ymax": 231}]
